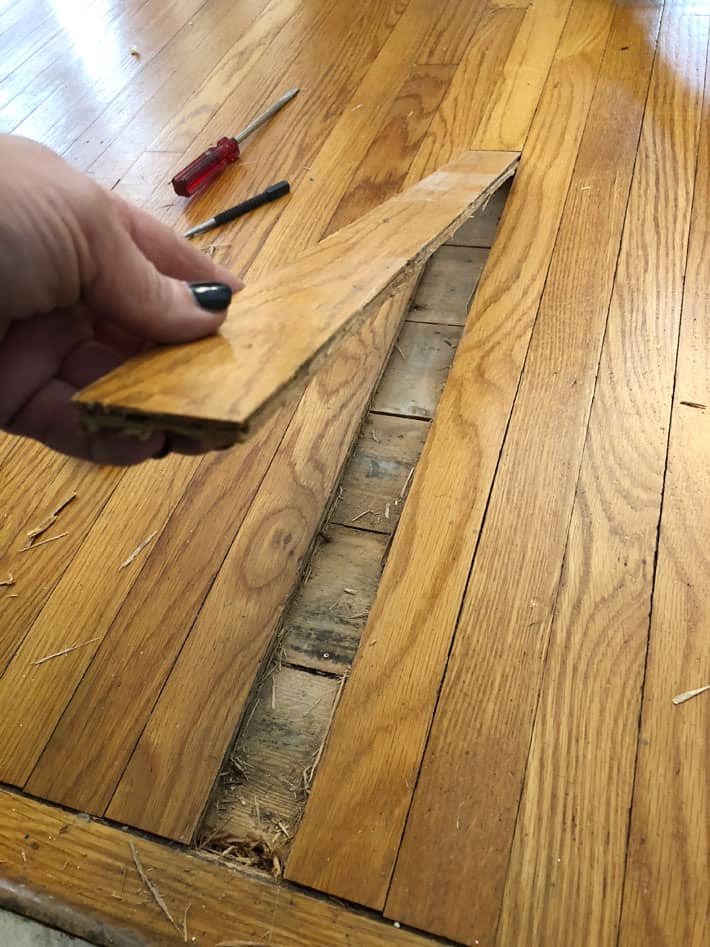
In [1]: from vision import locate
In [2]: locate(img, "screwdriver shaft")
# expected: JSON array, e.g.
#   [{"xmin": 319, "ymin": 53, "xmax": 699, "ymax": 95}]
[{"xmin": 235, "ymin": 88, "xmax": 300, "ymax": 144}]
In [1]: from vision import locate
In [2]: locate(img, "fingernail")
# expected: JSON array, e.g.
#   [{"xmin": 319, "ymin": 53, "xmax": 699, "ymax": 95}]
[{"xmin": 188, "ymin": 282, "xmax": 233, "ymax": 311}]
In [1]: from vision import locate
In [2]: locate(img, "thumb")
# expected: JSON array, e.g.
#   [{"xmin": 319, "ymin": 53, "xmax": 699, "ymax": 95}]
[{"xmin": 86, "ymin": 218, "xmax": 234, "ymax": 344}]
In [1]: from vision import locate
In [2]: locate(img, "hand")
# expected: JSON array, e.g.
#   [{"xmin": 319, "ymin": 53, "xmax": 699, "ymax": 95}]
[{"xmin": 0, "ymin": 134, "xmax": 244, "ymax": 465}]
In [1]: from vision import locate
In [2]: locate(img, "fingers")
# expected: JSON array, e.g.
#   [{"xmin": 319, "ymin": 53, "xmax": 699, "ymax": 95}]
[{"xmin": 112, "ymin": 194, "xmax": 243, "ymax": 291}]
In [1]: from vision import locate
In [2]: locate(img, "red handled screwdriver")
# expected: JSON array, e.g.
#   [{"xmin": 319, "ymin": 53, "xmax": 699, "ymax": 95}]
[{"xmin": 172, "ymin": 88, "xmax": 300, "ymax": 197}]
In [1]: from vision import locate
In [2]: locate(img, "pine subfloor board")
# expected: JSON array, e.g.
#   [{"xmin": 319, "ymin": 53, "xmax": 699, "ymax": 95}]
[
  {"xmin": 0, "ymin": 790, "xmax": 440, "ymax": 947},
  {"xmin": 388, "ymin": 6, "xmax": 700, "ymax": 945},
  {"xmin": 407, "ymin": 245, "xmax": 488, "ymax": 324},
  {"xmin": 618, "ymin": 38, "xmax": 710, "ymax": 947},
  {"xmin": 7, "ymin": 0, "xmax": 206, "ymax": 151},
  {"xmin": 285, "ymin": 0, "xmax": 618, "ymax": 910},
  {"xmin": 104, "ymin": 283, "xmax": 417, "ymax": 841}
]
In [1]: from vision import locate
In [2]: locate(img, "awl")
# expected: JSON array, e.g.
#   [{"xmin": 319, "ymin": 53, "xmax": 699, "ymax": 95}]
[
  {"xmin": 172, "ymin": 88, "xmax": 299, "ymax": 197},
  {"xmin": 183, "ymin": 180, "xmax": 290, "ymax": 238}
]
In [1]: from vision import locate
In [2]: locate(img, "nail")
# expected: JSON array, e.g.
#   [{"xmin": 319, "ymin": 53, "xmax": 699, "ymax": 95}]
[{"xmin": 188, "ymin": 281, "xmax": 233, "ymax": 311}]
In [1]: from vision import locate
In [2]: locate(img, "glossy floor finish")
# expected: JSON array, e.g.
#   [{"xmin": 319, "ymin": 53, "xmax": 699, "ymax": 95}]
[{"xmin": 0, "ymin": 1, "xmax": 708, "ymax": 946}]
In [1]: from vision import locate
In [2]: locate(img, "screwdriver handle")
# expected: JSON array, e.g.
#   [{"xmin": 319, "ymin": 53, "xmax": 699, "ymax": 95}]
[
  {"xmin": 172, "ymin": 137, "xmax": 241, "ymax": 197},
  {"xmin": 213, "ymin": 180, "xmax": 291, "ymax": 226}
]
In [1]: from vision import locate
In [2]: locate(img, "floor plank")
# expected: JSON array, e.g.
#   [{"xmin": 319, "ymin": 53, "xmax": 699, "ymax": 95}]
[
  {"xmin": 389, "ymin": 6, "xmax": 696, "ymax": 944},
  {"xmin": 0, "ymin": 790, "xmax": 439, "ymax": 947},
  {"xmin": 619, "ymin": 35, "xmax": 710, "ymax": 947},
  {"xmin": 76, "ymin": 152, "xmax": 518, "ymax": 444},
  {"xmin": 103, "ymin": 286, "xmax": 417, "ymax": 841},
  {"xmin": 285, "ymin": 0, "xmax": 617, "ymax": 909},
  {"xmin": 331, "ymin": 414, "xmax": 429, "ymax": 535},
  {"xmin": 371, "ymin": 322, "xmax": 463, "ymax": 419},
  {"xmin": 282, "ymin": 526, "xmax": 389, "ymax": 674}
]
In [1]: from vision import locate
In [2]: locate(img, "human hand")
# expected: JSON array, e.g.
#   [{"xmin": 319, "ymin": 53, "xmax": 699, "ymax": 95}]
[{"xmin": 0, "ymin": 134, "xmax": 243, "ymax": 465}]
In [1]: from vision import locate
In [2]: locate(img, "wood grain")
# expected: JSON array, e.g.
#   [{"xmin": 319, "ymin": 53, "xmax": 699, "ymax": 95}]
[
  {"xmin": 0, "ymin": 789, "xmax": 439, "ymax": 947},
  {"xmin": 282, "ymin": 526, "xmax": 389, "ymax": 674},
  {"xmin": 75, "ymin": 151, "xmax": 518, "ymax": 444},
  {"xmin": 407, "ymin": 245, "xmax": 488, "ymax": 325},
  {"xmin": 372, "ymin": 322, "xmax": 463, "ymax": 419},
  {"xmin": 619, "ymin": 36, "xmax": 710, "ymax": 947},
  {"xmin": 103, "ymin": 285, "xmax": 416, "ymax": 841},
  {"xmin": 331, "ymin": 414, "xmax": 429, "ymax": 534},
  {"xmin": 285, "ymin": 0, "xmax": 617, "ymax": 909},
  {"xmin": 388, "ymin": 7, "xmax": 692, "ymax": 944}
]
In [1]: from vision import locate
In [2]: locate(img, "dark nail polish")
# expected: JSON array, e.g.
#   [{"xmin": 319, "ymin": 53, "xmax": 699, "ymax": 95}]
[{"xmin": 189, "ymin": 282, "xmax": 233, "ymax": 311}]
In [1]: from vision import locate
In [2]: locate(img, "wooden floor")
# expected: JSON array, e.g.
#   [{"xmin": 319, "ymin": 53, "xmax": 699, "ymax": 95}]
[{"xmin": 0, "ymin": 1, "xmax": 709, "ymax": 945}]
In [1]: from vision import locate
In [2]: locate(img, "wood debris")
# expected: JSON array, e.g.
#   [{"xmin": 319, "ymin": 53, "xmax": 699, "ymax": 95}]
[
  {"xmin": 672, "ymin": 683, "xmax": 710, "ymax": 705},
  {"xmin": 130, "ymin": 45, "xmax": 140, "ymax": 57},
  {"xmin": 183, "ymin": 903, "xmax": 191, "ymax": 943},
  {"xmin": 31, "ymin": 637, "xmax": 100, "ymax": 667},
  {"xmin": 20, "ymin": 531, "xmax": 69, "ymax": 552},
  {"xmin": 371, "ymin": 428, "xmax": 380, "ymax": 443},
  {"xmin": 679, "ymin": 400, "xmax": 707, "ymax": 410},
  {"xmin": 128, "ymin": 840, "xmax": 181, "ymax": 932},
  {"xmin": 25, "ymin": 492, "xmax": 76, "ymax": 545},
  {"xmin": 0, "ymin": 574, "xmax": 14, "ymax": 587},
  {"xmin": 343, "ymin": 587, "xmax": 357, "ymax": 595},
  {"xmin": 199, "ymin": 832, "xmax": 284, "ymax": 878},
  {"xmin": 351, "ymin": 509, "xmax": 373, "ymax": 523},
  {"xmin": 384, "ymin": 503, "xmax": 390, "ymax": 520},
  {"xmin": 400, "ymin": 466, "xmax": 415, "ymax": 498},
  {"xmin": 216, "ymin": 940, "xmax": 269, "ymax": 946},
  {"xmin": 394, "ymin": 342, "xmax": 407, "ymax": 361},
  {"xmin": 119, "ymin": 529, "xmax": 158, "ymax": 569}
]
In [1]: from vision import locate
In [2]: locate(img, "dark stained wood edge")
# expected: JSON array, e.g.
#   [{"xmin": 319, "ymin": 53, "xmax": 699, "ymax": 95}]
[{"xmin": 0, "ymin": 788, "xmax": 445, "ymax": 947}]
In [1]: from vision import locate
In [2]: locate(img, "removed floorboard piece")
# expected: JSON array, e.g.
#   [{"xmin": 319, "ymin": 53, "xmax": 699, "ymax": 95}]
[
  {"xmin": 75, "ymin": 150, "xmax": 518, "ymax": 446},
  {"xmin": 619, "ymin": 43, "xmax": 710, "ymax": 947},
  {"xmin": 0, "ymin": 790, "xmax": 439, "ymax": 947},
  {"xmin": 286, "ymin": 0, "xmax": 617, "ymax": 909}
]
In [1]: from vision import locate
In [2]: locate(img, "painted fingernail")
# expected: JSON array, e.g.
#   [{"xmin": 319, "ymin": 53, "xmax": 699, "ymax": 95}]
[{"xmin": 188, "ymin": 282, "xmax": 233, "ymax": 311}]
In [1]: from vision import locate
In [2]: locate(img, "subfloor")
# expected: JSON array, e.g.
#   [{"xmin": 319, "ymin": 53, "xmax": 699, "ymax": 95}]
[{"xmin": 0, "ymin": 1, "xmax": 708, "ymax": 945}]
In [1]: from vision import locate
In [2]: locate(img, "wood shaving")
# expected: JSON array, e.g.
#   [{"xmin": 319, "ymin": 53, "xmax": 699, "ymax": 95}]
[
  {"xmin": 20, "ymin": 531, "xmax": 68, "ymax": 552},
  {"xmin": 351, "ymin": 509, "xmax": 373, "ymax": 522},
  {"xmin": 128, "ymin": 840, "xmax": 180, "ymax": 932},
  {"xmin": 672, "ymin": 683, "xmax": 710, "ymax": 705},
  {"xmin": 343, "ymin": 588, "xmax": 357, "ymax": 595},
  {"xmin": 371, "ymin": 428, "xmax": 380, "ymax": 443},
  {"xmin": 384, "ymin": 503, "xmax": 390, "ymax": 520},
  {"xmin": 120, "ymin": 529, "xmax": 158, "ymax": 569},
  {"xmin": 400, "ymin": 467, "xmax": 415, "ymax": 498},
  {"xmin": 394, "ymin": 342, "xmax": 407, "ymax": 361},
  {"xmin": 679, "ymin": 400, "xmax": 707, "ymax": 410},
  {"xmin": 183, "ymin": 903, "xmax": 191, "ymax": 943},
  {"xmin": 216, "ymin": 940, "xmax": 269, "ymax": 946},
  {"xmin": 32, "ymin": 637, "xmax": 100, "ymax": 666},
  {"xmin": 0, "ymin": 574, "xmax": 14, "ymax": 587},
  {"xmin": 26, "ymin": 492, "xmax": 76, "ymax": 544}
]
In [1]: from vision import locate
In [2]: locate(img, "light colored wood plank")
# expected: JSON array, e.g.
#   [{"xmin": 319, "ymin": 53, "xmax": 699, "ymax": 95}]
[
  {"xmin": 408, "ymin": 245, "xmax": 488, "ymax": 324},
  {"xmin": 619, "ymin": 39, "xmax": 710, "ymax": 947},
  {"xmin": 25, "ymin": 410, "xmax": 290, "ymax": 810},
  {"xmin": 203, "ymin": 665, "xmax": 341, "ymax": 844},
  {"xmin": 331, "ymin": 414, "xmax": 429, "ymax": 535},
  {"xmin": 7, "ymin": 0, "xmax": 207, "ymax": 151},
  {"xmin": 372, "ymin": 322, "xmax": 463, "ymax": 419},
  {"xmin": 326, "ymin": 62, "xmax": 457, "ymax": 236},
  {"xmin": 0, "ymin": 789, "xmax": 439, "ymax": 947},
  {"xmin": 0, "ymin": 452, "xmax": 198, "ymax": 786},
  {"xmin": 76, "ymin": 151, "xmax": 518, "ymax": 444},
  {"xmin": 389, "ymin": 7, "xmax": 688, "ymax": 943},
  {"xmin": 282, "ymin": 526, "xmax": 389, "ymax": 674},
  {"xmin": 103, "ymin": 284, "xmax": 416, "ymax": 841},
  {"xmin": 285, "ymin": 0, "xmax": 617, "ymax": 909}
]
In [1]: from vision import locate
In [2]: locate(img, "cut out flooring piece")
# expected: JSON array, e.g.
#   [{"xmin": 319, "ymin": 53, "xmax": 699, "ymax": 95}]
[{"xmin": 75, "ymin": 150, "xmax": 518, "ymax": 447}]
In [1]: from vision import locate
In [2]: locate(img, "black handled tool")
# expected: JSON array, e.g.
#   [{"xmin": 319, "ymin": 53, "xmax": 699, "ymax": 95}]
[{"xmin": 183, "ymin": 180, "xmax": 290, "ymax": 239}]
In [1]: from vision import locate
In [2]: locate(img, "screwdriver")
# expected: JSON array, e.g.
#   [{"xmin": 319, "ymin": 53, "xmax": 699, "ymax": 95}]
[
  {"xmin": 183, "ymin": 180, "xmax": 290, "ymax": 238},
  {"xmin": 172, "ymin": 88, "xmax": 300, "ymax": 197}
]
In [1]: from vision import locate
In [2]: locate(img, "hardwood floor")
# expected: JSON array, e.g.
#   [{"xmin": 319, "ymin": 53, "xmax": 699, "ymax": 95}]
[{"xmin": 1, "ymin": 1, "xmax": 708, "ymax": 945}]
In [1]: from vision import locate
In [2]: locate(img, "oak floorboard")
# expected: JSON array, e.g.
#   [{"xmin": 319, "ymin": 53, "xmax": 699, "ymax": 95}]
[
  {"xmin": 75, "ymin": 152, "xmax": 518, "ymax": 444},
  {"xmin": 618, "ymin": 35, "xmax": 710, "ymax": 947},
  {"xmin": 388, "ymin": 6, "xmax": 696, "ymax": 944},
  {"xmin": 285, "ymin": 0, "xmax": 618, "ymax": 910},
  {"xmin": 0, "ymin": 790, "xmax": 440, "ymax": 947},
  {"xmin": 104, "ymin": 283, "xmax": 417, "ymax": 841}
]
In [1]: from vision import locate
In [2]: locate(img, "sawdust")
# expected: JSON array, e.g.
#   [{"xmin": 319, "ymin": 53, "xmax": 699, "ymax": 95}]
[{"xmin": 198, "ymin": 831, "xmax": 284, "ymax": 878}]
